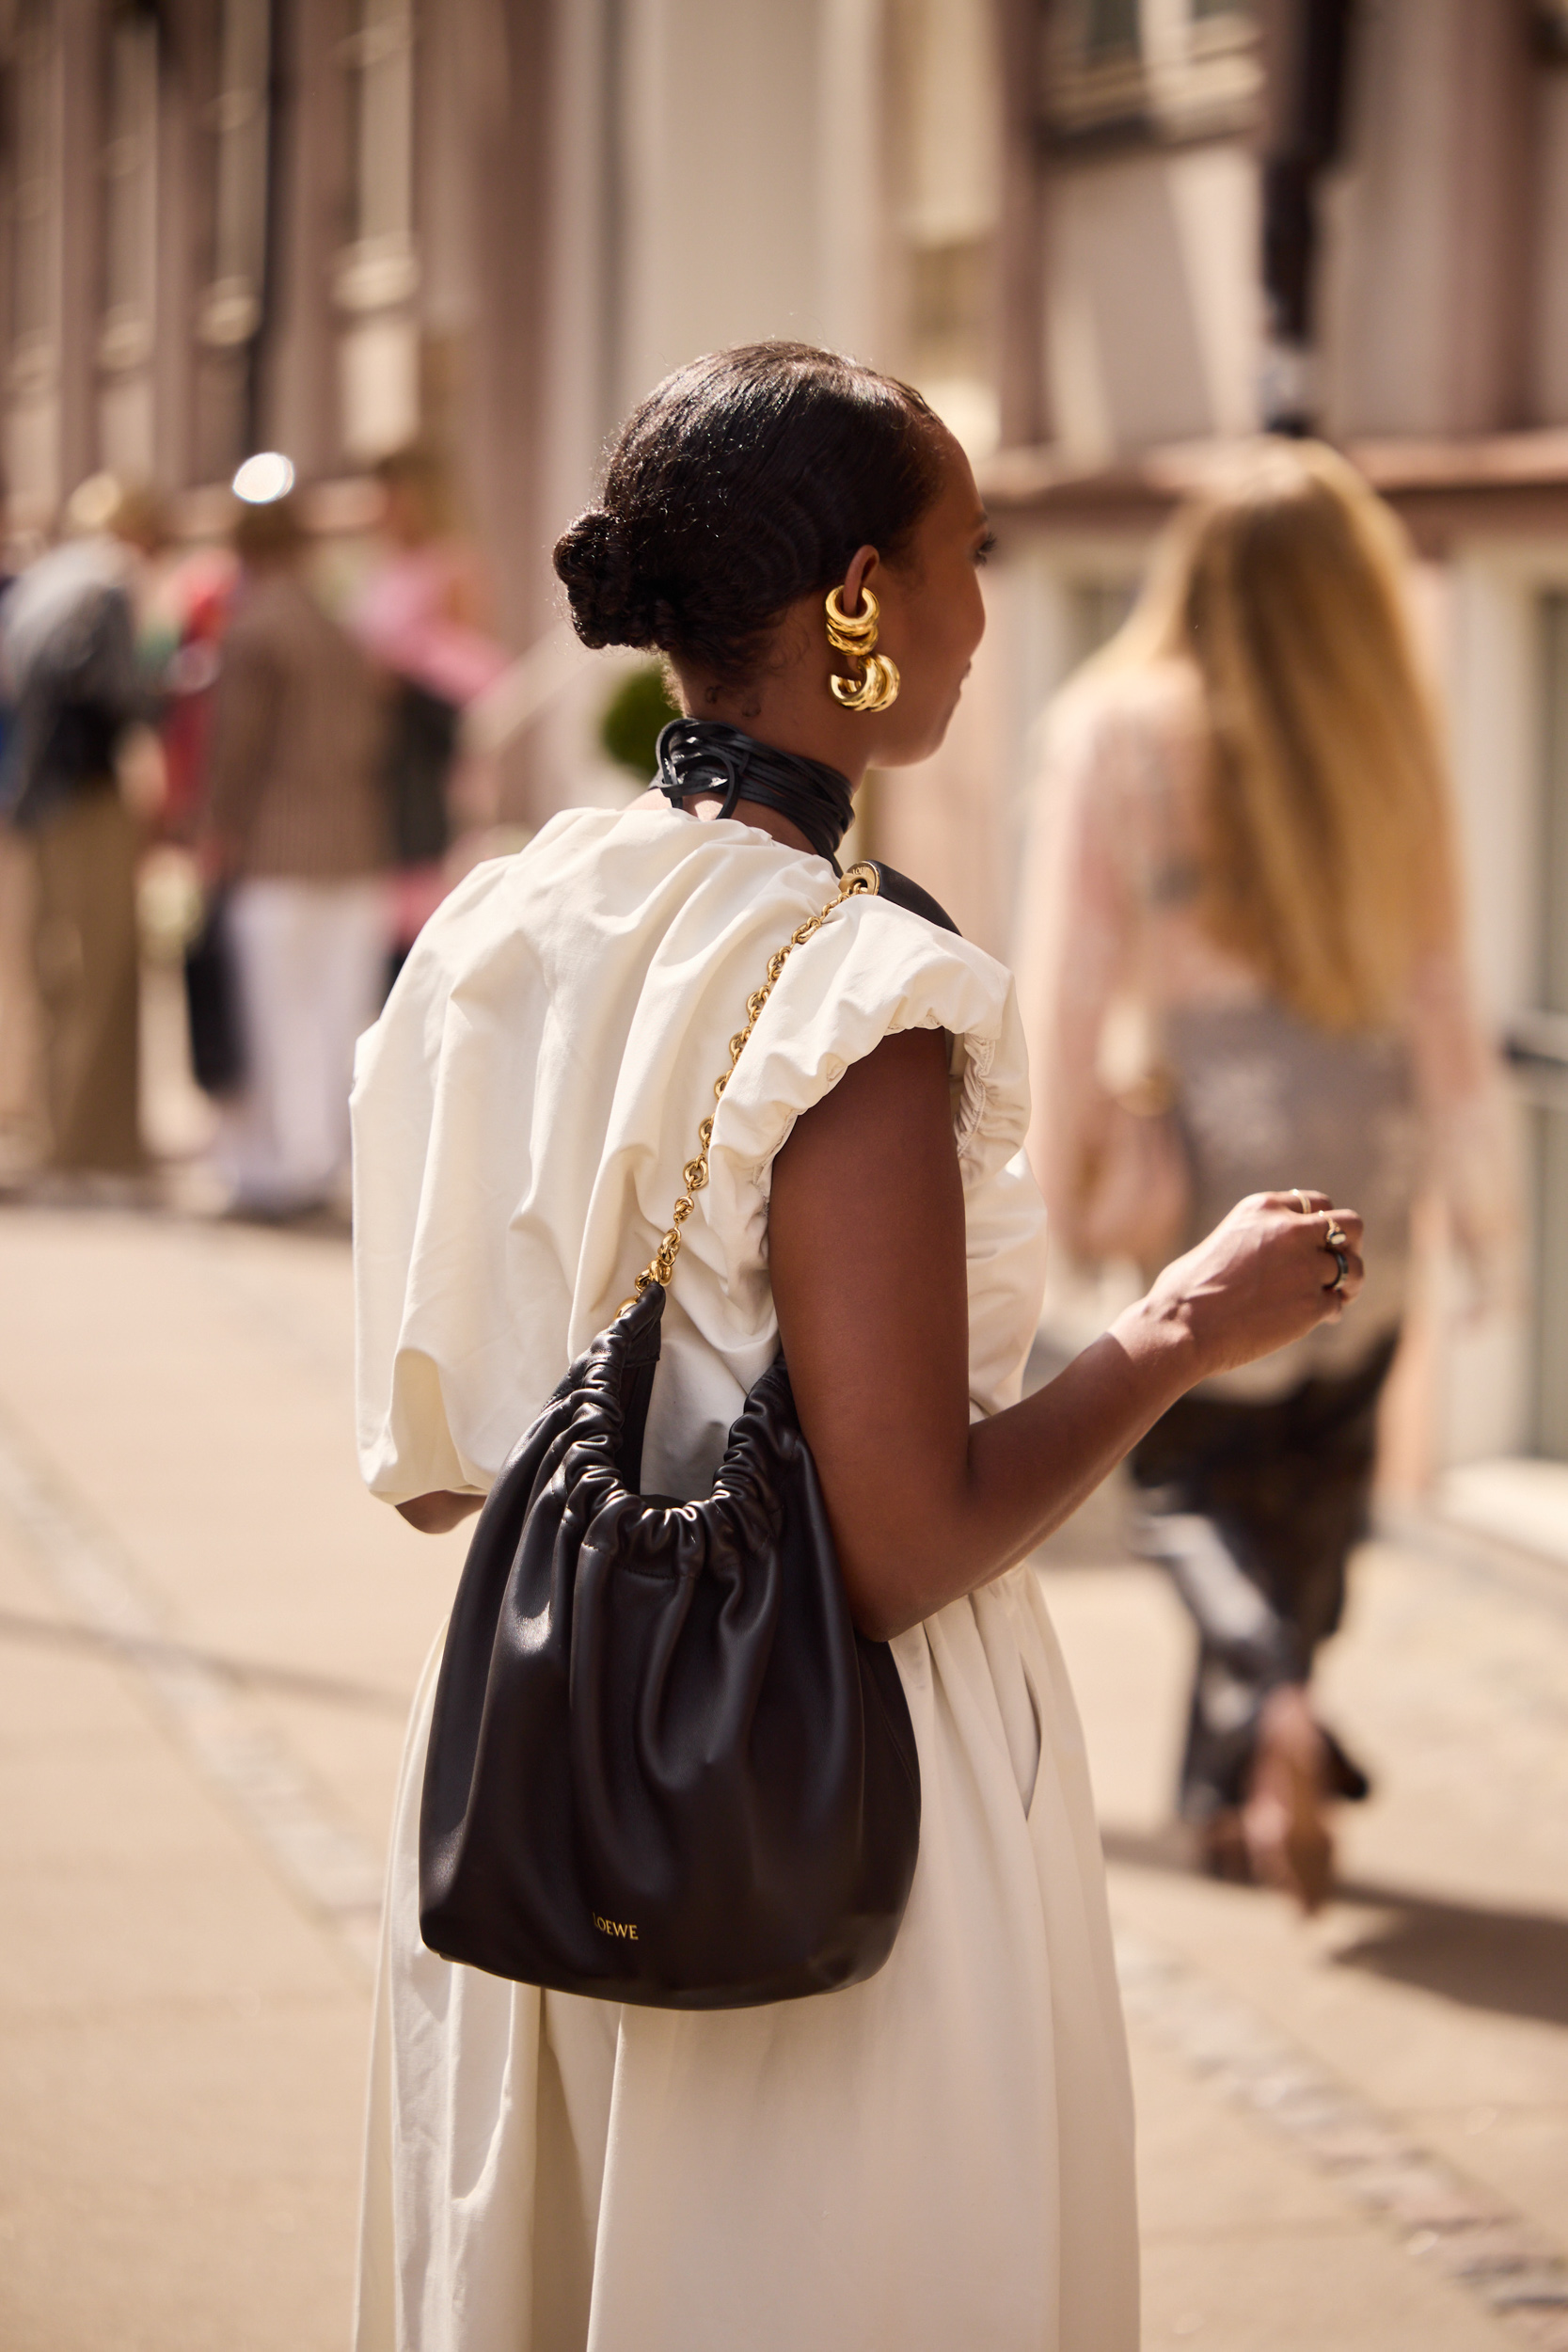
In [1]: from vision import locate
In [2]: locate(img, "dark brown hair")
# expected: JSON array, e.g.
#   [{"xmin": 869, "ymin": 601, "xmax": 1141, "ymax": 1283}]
[
  {"xmin": 231, "ymin": 492, "xmax": 307, "ymax": 565},
  {"xmin": 553, "ymin": 342, "xmax": 943, "ymax": 685}
]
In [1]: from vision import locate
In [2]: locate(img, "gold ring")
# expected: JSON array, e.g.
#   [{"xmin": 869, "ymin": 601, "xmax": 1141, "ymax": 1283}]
[
  {"xmin": 1324, "ymin": 1222, "xmax": 1348, "ymax": 1251},
  {"xmin": 1292, "ymin": 1188, "xmax": 1311, "ymax": 1215}
]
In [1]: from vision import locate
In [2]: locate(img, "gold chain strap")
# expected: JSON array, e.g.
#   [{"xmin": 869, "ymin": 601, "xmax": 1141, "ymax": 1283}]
[{"xmin": 619, "ymin": 861, "xmax": 879, "ymax": 1311}]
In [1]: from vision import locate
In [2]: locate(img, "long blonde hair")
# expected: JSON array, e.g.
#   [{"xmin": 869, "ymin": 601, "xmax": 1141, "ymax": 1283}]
[{"xmin": 1103, "ymin": 440, "xmax": 1458, "ymax": 1030}]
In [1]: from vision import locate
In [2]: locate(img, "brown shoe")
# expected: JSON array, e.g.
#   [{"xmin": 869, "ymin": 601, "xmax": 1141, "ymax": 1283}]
[
  {"xmin": 1242, "ymin": 1685, "xmax": 1334, "ymax": 1915},
  {"xmin": 1197, "ymin": 1810, "xmax": 1255, "ymax": 1884}
]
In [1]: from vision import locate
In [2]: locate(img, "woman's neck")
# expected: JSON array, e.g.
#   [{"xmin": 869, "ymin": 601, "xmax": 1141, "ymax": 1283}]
[
  {"xmin": 675, "ymin": 666, "xmax": 874, "ymax": 795},
  {"xmin": 643, "ymin": 713, "xmax": 861, "ymax": 860},
  {"xmin": 638, "ymin": 787, "xmax": 812, "ymax": 857}
]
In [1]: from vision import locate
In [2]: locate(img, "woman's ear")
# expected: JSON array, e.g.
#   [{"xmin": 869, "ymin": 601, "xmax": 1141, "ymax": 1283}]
[{"xmin": 840, "ymin": 543, "xmax": 880, "ymax": 618}]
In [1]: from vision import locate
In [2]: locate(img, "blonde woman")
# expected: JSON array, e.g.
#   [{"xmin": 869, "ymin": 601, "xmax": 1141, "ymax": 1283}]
[{"xmin": 1017, "ymin": 440, "xmax": 1511, "ymax": 1910}]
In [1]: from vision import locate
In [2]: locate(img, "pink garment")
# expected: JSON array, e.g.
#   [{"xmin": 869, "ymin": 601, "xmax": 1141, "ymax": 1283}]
[
  {"xmin": 351, "ymin": 544, "xmax": 508, "ymax": 707},
  {"xmin": 150, "ymin": 548, "xmax": 239, "ymax": 839},
  {"xmin": 388, "ymin": 861, "xmax": 450, "ymax": 954},
  {"xmin": 1015, "ymin": 660, "xmax": 1514, "ymax": 1382}
]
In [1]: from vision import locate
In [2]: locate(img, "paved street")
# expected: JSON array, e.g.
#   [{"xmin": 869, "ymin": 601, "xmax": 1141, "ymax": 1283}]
[{"xmin": 0, "ymin": 1200, "xmax": 1564, "ymax": 2351}]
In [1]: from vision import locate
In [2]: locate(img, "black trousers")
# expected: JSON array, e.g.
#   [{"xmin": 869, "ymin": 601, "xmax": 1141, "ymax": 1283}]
[{"xmin": 1128, "ymin": 1332, "xmax": 1399, "ymax": 1821}]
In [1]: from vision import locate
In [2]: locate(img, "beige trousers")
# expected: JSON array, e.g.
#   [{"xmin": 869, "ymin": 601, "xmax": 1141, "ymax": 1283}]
[
  {"xmin": 31, "ymin": 786, "xmax": 144, "ymax": 1172},
  {"xmin": 0, "ymin": 823, "xmax": 43, "ymax": 1164}
]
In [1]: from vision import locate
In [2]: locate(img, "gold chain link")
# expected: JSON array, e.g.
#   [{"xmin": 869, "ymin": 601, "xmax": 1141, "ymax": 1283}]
[{"xmin": 618, "ymin": 861, "xmax": 879, "ymax": 1311}]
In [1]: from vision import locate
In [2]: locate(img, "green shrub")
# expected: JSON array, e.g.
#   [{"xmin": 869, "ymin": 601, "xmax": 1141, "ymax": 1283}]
[{"xmin": 599, "ymin": 662, "xmax": 679, "ymax": 781}]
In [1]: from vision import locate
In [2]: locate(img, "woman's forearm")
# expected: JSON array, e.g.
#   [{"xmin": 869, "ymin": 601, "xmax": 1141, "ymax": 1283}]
[{"xmin": 843, "ymin": 1295, "xmax": 1196, "ymax": 1639}]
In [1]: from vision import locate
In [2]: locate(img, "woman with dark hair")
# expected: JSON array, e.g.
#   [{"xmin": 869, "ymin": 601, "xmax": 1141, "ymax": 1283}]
[{"xmin": 351, "ymin": 344, "xmax": 1362, "ymax": 2351}]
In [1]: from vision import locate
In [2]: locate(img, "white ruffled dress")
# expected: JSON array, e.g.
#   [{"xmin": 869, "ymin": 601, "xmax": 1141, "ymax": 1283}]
[{"xmin": 350, "ymin": 801, "xmax": 1138, "ymax": 2352}]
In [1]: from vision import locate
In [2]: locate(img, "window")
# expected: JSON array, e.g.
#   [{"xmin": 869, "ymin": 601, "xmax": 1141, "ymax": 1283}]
[
  {"xmin": 197, "ymin": 0, "xmax": 271, "ymax": 354},
  {"xmin": 1067, "ymin": 578, "xmax": 1135, "ymax": 669},
  {"xmin": 338, "ymin": 0, "xmax": 417, "ymax": 311},
  {"xmin": 890, "ymin": 0, "xmax": 1002, "ymax": 457},
  {"xmin": 6, "ymin": 0, "xmax": 61, "ymax": 518},
  {"xmin": 1047, "ymin": 0, "xmax": 1259, "ymax": 144},
  {"xmin": 99, "ymin": 10, "xmax": 159, "ymax": 389},
  {"xmin": 9, "ymin": 3, "xmax": 58, "ymax": 388},
  {"xmin": 334, "ymin": 0, "xmax": 418, "ymax": 460},
  {"xmin": 1084, "ymin": 0, "xmax": 1141, "ymax": 57},
  {"xmin": 1525, "ymin": 594, "xmax": 1568, "ymax": 1456}
]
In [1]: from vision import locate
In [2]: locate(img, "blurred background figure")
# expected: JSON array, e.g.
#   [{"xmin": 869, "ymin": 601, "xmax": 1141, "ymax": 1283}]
[
  {"xmin": 201, "ymin": 492, "xmax": 388, "ymax": 1219},
  {"xmin": 144, "ymin": 538, "xmax": 238, "ymax": 850},
  {"xmin": 0, "ymin": 472, "xmax": 159, "ymax": 1184},
  {"xmin": 1017, "ymin": 442, "xmax": 1514, "ymax": 1911},
  {"xmin": 0, "ymin": 473, "xmax": 31, "ymax": 1178},
  {"xmin": 349, "ymin": 443, "xmax": 507, "ymax": 989}
]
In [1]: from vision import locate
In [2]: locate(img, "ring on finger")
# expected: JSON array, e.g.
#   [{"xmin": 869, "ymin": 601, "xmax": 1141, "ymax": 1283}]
[
  {"xmin": 1291, "ymin": 1187, "xmax": 1311, "ymax": 1215},
  {"xmin": 1321, "ymin": 1219, "xmax": 1352, "ymax": 1295}
]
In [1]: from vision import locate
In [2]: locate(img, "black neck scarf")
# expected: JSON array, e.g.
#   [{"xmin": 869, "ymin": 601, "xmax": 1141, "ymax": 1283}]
[{"xmin": 655, "ymin": 719, "xmax": 855, "ymax": 873}]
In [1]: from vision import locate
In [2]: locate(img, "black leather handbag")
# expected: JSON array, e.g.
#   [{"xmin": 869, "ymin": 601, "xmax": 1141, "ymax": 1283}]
[{"xmin": 420, "ymin": 863, "xmax": 921, "ymax": 2007}]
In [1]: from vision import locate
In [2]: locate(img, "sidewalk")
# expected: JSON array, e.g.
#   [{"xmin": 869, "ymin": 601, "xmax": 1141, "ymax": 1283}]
[
  {"xmin": 0, "ymin": 1203, "xmax": 467, "ymax": 2352},
  {"xmin": 1047, "ymin": 1528, "xmax": 1568, "ymax": 2350},
  {"xmin": 0, "ymin": 1200, "xmax": 1563, "ymax": 2349}
]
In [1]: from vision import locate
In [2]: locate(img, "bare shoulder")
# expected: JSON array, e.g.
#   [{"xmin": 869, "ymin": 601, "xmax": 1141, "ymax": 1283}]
[
  {"xmin": 770, "ymin": 1025, "xmax": 959, "ymax": 1324},
  {"xmin": 775, "ymin": 1025, "xmax": 951, "ymax": 1168}
]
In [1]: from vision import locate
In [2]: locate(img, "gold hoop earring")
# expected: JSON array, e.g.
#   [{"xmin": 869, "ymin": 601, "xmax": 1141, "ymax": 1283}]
[{"xmin": 825, "ymin": 585, "xmax": 900, "ymax": 714}]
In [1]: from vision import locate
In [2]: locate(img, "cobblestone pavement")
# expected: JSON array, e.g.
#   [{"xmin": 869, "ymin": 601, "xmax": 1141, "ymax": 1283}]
[
  {"xmin": 1047, "ymin": 1508, "xmax": 1568, "ymax": 2350},
  {"xmin": 0, "ymin": 1200, "xmax": 1563, "ymax": 2350}
]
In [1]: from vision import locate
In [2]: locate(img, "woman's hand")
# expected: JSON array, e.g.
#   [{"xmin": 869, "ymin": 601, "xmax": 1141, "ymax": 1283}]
[
  {"xmin": 1126, "ymin": 1189, "xmax": 1364, "ymax": 1385},
  {"xmin": 396, "ymin": 1490, "xmax": 483, "ymax": 1534}
]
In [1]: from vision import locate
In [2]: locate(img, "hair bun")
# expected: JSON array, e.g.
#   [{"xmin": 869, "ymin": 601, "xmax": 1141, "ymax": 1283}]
[
  {"xmin": 553, "ymin": 506, "xmax": 663, "ymax": 648},
  {"xmin": 554, "ymin": 344, "xmax": 941, "ymax": 683}
]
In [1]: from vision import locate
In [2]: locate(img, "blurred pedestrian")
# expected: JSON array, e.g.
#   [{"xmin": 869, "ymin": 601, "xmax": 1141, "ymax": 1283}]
[
  {"xmin": 349, "ymin": 443, "xmax": 506, "ymax": 986},
  {"xmin": 0, "ymin": 475, "xmax": 157, "ymax": 1180},
  {"xmin": 0, "ymin": 489, "xmax": 34, "ymax": 1177},
  {"xmin": 202, "ymin": 492, "xmax": 388, "ymax": 1217},
  {"xmin": 144, "ymin": 540, "xmax": 238, "ymax": 846},
  {"xmin": 1017, "ymin": 439, "xmax": 1513, "ymax": 1910}
]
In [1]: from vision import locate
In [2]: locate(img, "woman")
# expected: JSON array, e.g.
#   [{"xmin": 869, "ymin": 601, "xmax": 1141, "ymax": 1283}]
[
  {"xmin": 202, "ymin": 493, "xmax": 388, "ymax": 1217},
  {"xmin": 352, "ymin": 346, "xmax": 1363, "ymax": 2351},
  {"xmin": 1017, "ymin": 440, "xmax": 1510, "ymax": 1913},
  {"xmin": 349, "ymin": 445, "xmax": 506, "ymax": 986}
]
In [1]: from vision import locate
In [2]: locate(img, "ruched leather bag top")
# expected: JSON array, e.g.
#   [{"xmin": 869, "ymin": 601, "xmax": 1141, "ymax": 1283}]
[
  {"xmin": 418, "ymin": 1282, "xmax": 920, "ymax": 2005},
  {"xmin": 418, "ymin": 863, "xmax": 922, "ymax": 2007}
]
